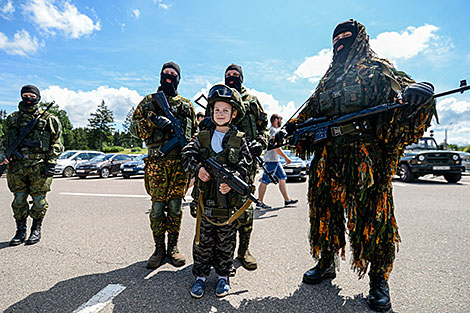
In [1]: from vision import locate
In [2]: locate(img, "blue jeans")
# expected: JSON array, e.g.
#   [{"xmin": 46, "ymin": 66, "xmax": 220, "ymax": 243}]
[{"xmin": 260, "ymin": 162, "xmax": 287, "ymax": 184}]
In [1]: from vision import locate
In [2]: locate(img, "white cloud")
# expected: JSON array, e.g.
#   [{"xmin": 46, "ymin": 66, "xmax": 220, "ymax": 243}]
[
  {"xmin": 24, "ymin": 0, "xmax": 100, "ymax": 39},
  {"xmin": 153, "ymin": 0, "xmax": 170, "ymax": 10},
  {"xmin": 0, "ymin": 0, "xmax": 14, "ymax": 19},
  {"xmin": 0, "ymin": 29, "xmax": 41, "ymax": 56},
  {"xmin": 289, "ymin": 48, "xmax": 332, "ymax": 83},
  {"xmin": 132, "ymin": 8, "xmax": 140, "ymax": 19},
  {"xmin": 41, "ymin": 85, "xmax": 143, "ymax": 128},
  {"xmin": 429, "ymin": 97, "xmax": 470, "ymax": 145},
  {"xmin": 290, "ymin": 24, "xmax": 443, "ymax": 83},
  {"xmin": 370, "ymin": 24, "xmax": 440, "ymax": 60}
]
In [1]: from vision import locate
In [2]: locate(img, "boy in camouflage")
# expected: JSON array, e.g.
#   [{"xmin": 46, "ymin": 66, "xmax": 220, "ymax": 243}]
[
  {"xmin": 130, "ymin": 62, "xmax": 197, "ymax": 269},
  {"xmin": 182, "ymin": 84, "xmax": 252, "ymax": 298}
]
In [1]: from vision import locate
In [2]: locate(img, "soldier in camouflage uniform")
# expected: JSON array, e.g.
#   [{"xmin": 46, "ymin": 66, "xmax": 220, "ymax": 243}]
[
  {"xmin": 130, "ymin": 62, "xmax": 197, "ymax": 269},
  {"xmin": 289, "ymin": 20, "xmax": 436, "ymax": 311},
  {"xmin": 223, "ymin": 64, "xmax": 269, "ymax": 270},
  {"xmin": 0, "ymin": 85, "xmax": 63, "ymax": 246},
  {"xmin": 182, "ymin": 84, "xmax": 252, "ymax": 298}
]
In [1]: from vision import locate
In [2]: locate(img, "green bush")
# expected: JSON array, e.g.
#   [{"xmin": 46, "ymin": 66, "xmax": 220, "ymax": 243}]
[
  {"xmin": 102, "ymin": 146, "xmax": 124, "ymax": 153},
  {"xmin": 131, "ymin": 147, "xmax": 143, "ymax": 152},
  {"xmin": 464, "ymin": 145, "xmax": 470, "ymax": 153}
]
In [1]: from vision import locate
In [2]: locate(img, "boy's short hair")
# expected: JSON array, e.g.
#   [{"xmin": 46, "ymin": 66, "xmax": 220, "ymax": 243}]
[{"xmin": 270, "ymin": 114, "xmax": 282, "ymax": 124}]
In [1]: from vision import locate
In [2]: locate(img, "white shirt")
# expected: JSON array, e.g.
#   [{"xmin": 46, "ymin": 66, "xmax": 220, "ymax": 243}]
[
  {"xmin": 211, "ymin": 130, "xmax": 225, "ymax": 154},
  {"xmin": 263, "ymin": 126, "xmax": 280, "ymax": 162}
]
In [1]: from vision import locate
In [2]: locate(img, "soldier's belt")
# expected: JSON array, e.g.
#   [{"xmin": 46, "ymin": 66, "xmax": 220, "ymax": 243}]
[
  {"xmin": 203, "ymin": 207, "xmax": 234, "ymax": 218},
  {"xmin": 21, "ymin": 153, "xmax": 47, "ymax": 160},
  {"xmin": 330, "ymin": 120, "xmax": 371, "ymax": 137},
  {"xmin": 148, "ymin": 146, "xmax": 180, "ymax": 158}
]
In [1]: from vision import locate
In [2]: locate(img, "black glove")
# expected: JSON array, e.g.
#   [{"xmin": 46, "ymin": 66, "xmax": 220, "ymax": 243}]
[
  {"xmin": 249, "ymin": 141, "xmax": 263, "ymax": 158},
  {"xmin": 402, "ymin": 82, "xmax": 434, "ymax": 107},
  {"xmin": 151, "ymin": 115, "xmax": 172, "ymax": 130},
  {"xmin": 268, "ymin": 129, "xmax": 287, "ymax": 150},
  {"xmin": 285, "ymin": 121, "xmax": 297, "ymax": 136},
  {"xmin": 44, "ymin": 163, "xmax": 56, "ymax": 177},
  {"xmin": 198, "ymin": 116, "xmax": 215, "ymax": 130}
]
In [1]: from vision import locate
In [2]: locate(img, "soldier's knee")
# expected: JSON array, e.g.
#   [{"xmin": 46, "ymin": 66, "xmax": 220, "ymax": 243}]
[
  {"xmin": 12, "ymin": 192, "xmax": 28, "ymax": 209},
  {"xmin": 31, "ymin": 194, "xmax": 48, "ymax": 210},
  {"xmin": 150, "ymin": 201, "xmax": 165, "ymax": 219},
  {"xmin": 167, "ymin": 198, "xmax": 182, "ymax": 216}
]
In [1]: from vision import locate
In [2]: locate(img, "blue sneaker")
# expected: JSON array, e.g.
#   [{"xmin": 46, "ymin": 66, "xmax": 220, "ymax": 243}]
[
  {"xmin": 190, "ymin": 279, "xmax": 205, "ymax": 299},
  {"xmin": 215, "ymin": 278, "xmax": 230, "ymax": 297}
]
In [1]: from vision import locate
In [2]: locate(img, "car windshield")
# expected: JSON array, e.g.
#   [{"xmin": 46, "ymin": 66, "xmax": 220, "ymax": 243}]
[
  {"xmin": 59, "ymin": 151, "xmax": 76, "ymax": 159},
  {"xmin": 90, "ymin": 154, "xmax": 113, "ymax": 162},
  {"xmin": 407, "ymin": 138, "xmax": 439, "ymax": 150},
  {"xmin": 135, "ymin": 154, "xmax": 147, "ymax": 161}
]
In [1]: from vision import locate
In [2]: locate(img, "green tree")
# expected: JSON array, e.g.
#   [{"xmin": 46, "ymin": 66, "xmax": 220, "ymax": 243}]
[
  {"xmin": 122, "ymin": 107, "xmax": 142, "ymax": 148},
  {"xmin": 87, "ymin": 100, "xmax": 114, "ymax": 150},
  {"xmin": 69, "ymin": 128, "xmax": 90, "ymax": 150},
  {"xmin": 0, "ymin": 109, "xmax": 7, "ymax": 137}
]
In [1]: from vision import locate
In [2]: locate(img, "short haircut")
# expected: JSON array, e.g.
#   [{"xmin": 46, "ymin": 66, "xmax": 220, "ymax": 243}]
[{"xmin": 270, "ymin": 114, "xmax": 282, "ymax": 124}]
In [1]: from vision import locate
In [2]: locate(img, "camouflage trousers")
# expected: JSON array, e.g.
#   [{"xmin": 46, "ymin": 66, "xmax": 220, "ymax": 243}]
[
  {"xmin": 236, "ymin": 167, "xmax": 257, "ymax": 237},
  {"xmin": 7, "ymin": 161, "xmax": 52, "ymax": 220},
  {"xmin": 192, "ymin": 217, "xmax": 239, "ymax": 277},
  {"xmin": 144, "ymin": 157, "xmax": 189, "ymax": 238}
]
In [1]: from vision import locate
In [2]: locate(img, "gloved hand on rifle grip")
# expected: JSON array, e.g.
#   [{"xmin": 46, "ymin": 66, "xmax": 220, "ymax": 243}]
[
  {"xmin": 44, "ymin": 163, "xmax": 56, "ymax": 177},
  {"xmin": 285, "ymin": 121, "xmax": 297, "ymax": 136},
  {"xmin": 402, "ymin": 82, "xmax": 434, "ymax": 107},
  {"xmin": 273, "ymin": 129, "xmax": 287, "ymax": 146},
  {"xmin": 249, "ymin": 141, "xmax": 263, "ymax": 158},
  {"xmin": 150, "ymin": 115, "xmax": 172, "ymax": 131}
]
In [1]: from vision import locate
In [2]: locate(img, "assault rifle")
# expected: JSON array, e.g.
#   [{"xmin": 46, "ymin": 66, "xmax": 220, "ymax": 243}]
[
  {"xmin": 269, "ymin": 80, "xmax": 470, "ymax": 150},
  {"xmin": 201, "ymin": 157, "xmax": 264, "ymax": 208},
  {"xmin": 0, "ymin": 101, "xmax": 55, "ymax": 176},
  {"xmin": 151, "ymin": 91, "xmax": 187, "ymax": 156}
]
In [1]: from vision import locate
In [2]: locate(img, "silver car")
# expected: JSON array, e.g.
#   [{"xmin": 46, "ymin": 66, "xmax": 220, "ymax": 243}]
[{"xmin": 55, "ymin": 150, "xmax": 104, "ymax": 177}]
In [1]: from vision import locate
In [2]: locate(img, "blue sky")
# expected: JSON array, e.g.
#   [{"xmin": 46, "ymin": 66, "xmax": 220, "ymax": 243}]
[{"xmin": 1, "ymin": 0, "xmax": 469, "ymax": 145}]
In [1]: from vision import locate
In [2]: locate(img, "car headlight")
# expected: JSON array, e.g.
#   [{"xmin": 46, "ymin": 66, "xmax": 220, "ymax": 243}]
[
  {"xmin": 452, "ymin": 154, "xmax": 459, "ymax": 161},
  {"xmin": 418, "ymin": 155, "xmax": 425, "ymax": 161}
]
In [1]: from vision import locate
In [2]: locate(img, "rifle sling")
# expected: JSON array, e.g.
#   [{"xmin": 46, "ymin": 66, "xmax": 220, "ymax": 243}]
[{"xmin": 194, "ymin": 189, "xmax": 253, "ymax": 245}]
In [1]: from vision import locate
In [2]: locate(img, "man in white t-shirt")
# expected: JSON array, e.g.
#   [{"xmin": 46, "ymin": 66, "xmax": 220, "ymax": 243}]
[{"xmin": 257, "ymin": 114, "xmax": 298, "ymax": 209}]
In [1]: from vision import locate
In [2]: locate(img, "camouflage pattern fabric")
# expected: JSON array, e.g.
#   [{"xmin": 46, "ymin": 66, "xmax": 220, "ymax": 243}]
[
  {"xmin": 1, "ymin": 105, "xmax": 63, "ymax": 221},
  {"xmin": 130, "ymin": 89, "xmax": 196, "ymax": 241},
  {"xmin": 295, "ymin": 21, "xmax": 436, "ymax": 280},
  {"xmin": 192, "ymin": 216, "xmax": 239, "ymax": 277}
]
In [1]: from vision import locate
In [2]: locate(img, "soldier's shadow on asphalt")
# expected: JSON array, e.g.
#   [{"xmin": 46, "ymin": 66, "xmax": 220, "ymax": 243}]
[
  {"xmin": 5, "ymin": 261, "xmax": 387, "ymax": 313},
  {"xmin": 0, "ymin": 241, "xmax": 11, "ymax": 250}
]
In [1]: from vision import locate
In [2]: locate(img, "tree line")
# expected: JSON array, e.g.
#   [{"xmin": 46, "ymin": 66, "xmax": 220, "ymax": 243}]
[{"xmin": 0, "ymin": 101, "xmax": 143, "ymax": 153}]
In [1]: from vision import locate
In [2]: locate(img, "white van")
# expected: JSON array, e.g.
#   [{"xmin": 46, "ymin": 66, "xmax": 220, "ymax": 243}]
[{"xmin": 55, "ymin": 150, "xmax": 104, "ymax": 177}]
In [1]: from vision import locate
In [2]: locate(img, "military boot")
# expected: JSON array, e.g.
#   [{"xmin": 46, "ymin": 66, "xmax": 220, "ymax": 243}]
[
  {"xmin": 167, "ymin": 233, "xmax": 186, "ymax": 267},
  {"xmin": 9, "ymin": 219, "xmax": 27, "ymax": 246},
  {"xmin": 237, "ymin": 234, "xmax": 257, "ymax": 270},
  {"xmin": 146, "ymin": 234, "xmax": 166, "ymax": 269},
  {"xmin": 302, "ymin": 254, "xmax": 335, "ymax": 284},
  {"xmin": 368, "ymin": 275, "xmax": 391, "ymax": 312},
  {"xmin": 25, "ymin": 218, "xmax": 42, "ymax": 245}
]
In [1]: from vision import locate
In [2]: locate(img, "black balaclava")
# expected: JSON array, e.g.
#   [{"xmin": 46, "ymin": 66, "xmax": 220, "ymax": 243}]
[
  {"xmin": 224, "ymin": 64, "xmax": 243, "ymax": 92},
  {"xmin": 19, "ymin": 85, "xmax": 41, "ymax": 112},
  {"xmin": 160, "ymin": 61, "xmax": 181, "ymax": 97},
  {"xmin": 332, "ymin": 20, "xmax": 358, "ymax": 64}
]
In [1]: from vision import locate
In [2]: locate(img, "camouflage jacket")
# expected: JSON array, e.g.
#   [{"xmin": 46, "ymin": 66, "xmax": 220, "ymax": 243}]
[
  {"xmin": 130, "ymin": 89, "xmax": 197, "ymax": 153},
  {"xmin": 182, "ymin": 128, "xmax": 252, "ymax": 209},
  {"xmin": 237, "ymin": 87, "xmax": 269, "ymax": 148},
  {"xmin": 0, "ymin": 107, "xmax": 63, "ymax": 165}
]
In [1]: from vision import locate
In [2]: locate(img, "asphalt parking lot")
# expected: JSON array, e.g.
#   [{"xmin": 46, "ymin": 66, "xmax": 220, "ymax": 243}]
[{"xmin": 0, "ymin": 173, "xmax": 469, "ymax": 312}]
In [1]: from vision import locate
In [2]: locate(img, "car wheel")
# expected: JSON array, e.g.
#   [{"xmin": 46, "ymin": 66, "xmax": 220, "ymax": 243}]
[
  {"xmin": 100, "ymin": 167, "xmax": 110, "ymax": 178},
  {"xmin": 78, "ymin": 175, "xmax": 87, "ymax": 179},
  {"xmin": 399, "ymin": 164, "xmax": 414, "ymax": 182},
  {"xmin": 62, "ymin": 166, "xmax": 75, "ymax": 178},
  {"xmin": 444, "ymin": 173, "xmax": 461, "ymax": 183}
]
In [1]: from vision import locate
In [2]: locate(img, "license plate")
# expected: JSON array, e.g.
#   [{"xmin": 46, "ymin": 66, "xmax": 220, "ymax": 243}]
[
  {"xmin": 284, "ymin": 169, "xmax": 294, "ymax": 174},
  {"xmin": 76, "ymin": 169, "xmax": 85, "ymax": 173},
  {"xmin": 123, "ymin": 168, "xmax": 133, "ymax": 172},
  {"xmin": 433, "ymin": 166, "xmax": 450, "ymax": 170}
]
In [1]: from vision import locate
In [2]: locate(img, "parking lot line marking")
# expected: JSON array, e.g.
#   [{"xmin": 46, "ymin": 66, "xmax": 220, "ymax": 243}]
[
  {"xmin": 60, "ymin": 192, "xmax": 149, "ymax": 198},
  {"xmin": 73, "ymin": 284, "xmax": 126, "ymax": 313}
]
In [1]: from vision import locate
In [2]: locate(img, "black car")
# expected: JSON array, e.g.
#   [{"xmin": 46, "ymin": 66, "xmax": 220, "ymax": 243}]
[
  {"xmin": 399, "ymin": 137, "xmax": 465, "ymax": 183},
  {"xmin": 76, "ymin": 153, "xmax": 133, "ymax": 178},
  {"xmin": 279, "ymin": 150, "xmax": 307, "ymax": 181},
  {"xmin": 120, "ymin": 154, "xmax": 147, "ymax": 178}
]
